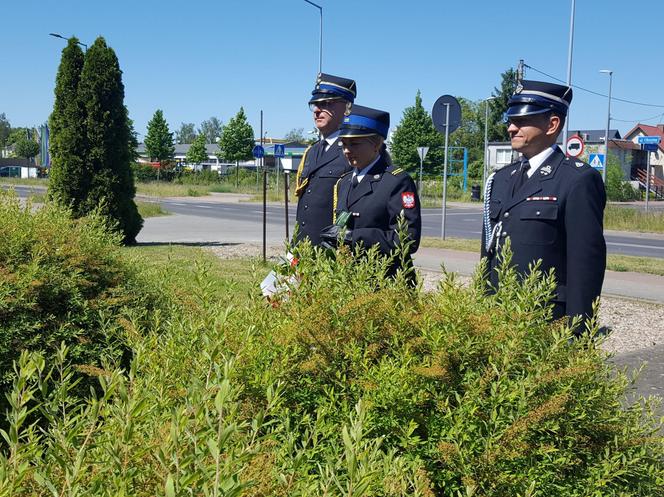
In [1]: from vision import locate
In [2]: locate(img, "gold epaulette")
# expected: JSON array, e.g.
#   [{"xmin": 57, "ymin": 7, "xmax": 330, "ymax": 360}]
[
  {"xmin": 294, "ymin": 145, "xmax": 313, "ymax": 197},
  {"xmin": 390, "ymin": 167, "xmax": 404, "ymax": 176}
]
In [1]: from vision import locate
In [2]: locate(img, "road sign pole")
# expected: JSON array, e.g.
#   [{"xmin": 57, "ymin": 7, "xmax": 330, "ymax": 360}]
[
  {"xmin": 419, "ymin": 155, "xmax": 424, "ymax": 193},
  {"xmin": 645, "ymin": 151, "xmax": 651, "ymax": 213},
  {"xmin": 276, "ymin": 156, "xmax": 279, "ymax": 191},
  {"xmin": 284, "ymin": 170, "xmax": 290, "ymax": 239},
  {"xmin": 441, "ymin": 103, "xmax": 450, "ymax": 240},
  {"xmin": 261, "ymin": 110, "xmax": 266, "ymax": 263}
]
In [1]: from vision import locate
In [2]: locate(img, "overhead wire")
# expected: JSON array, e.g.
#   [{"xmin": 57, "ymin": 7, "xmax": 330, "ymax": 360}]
[{"xmin": 524, "ymin": 63, "xmax": 664, "ymax": 109}]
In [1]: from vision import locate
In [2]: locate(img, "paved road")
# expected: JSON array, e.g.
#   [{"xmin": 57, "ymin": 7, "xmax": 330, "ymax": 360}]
[
  {"xmin": 155, "ymin": 196, "xmax": 664, "ymax": 259},
  {"xmin": 8, "ymin": 183, "xmax": 663, "ymax": 258}
]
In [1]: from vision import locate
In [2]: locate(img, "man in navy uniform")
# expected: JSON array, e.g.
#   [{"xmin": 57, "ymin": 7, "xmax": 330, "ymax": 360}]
[
  {"xmin": 294, "ymin": 73, "xmax": 357, "ymax": 246},
  {"xmin": 481, "ymin": 80, "xmax": 606, "ymax": 332},
  {"xmin": 321, "ymin": 105, "xmax": 421, "ymax": 279}
]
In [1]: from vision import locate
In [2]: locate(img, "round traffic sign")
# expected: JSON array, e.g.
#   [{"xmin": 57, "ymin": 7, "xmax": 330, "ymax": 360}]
[
  {"xmin": 432, "ymin": 95, "xmax": 462, "ymax": 135},
  {"xmin": 565, "ymin": 135, "xmax": 584, "ymax": 158},
  {"xmin": 252, "ymin": 145, "xmax": 265, "ymax": 159}
]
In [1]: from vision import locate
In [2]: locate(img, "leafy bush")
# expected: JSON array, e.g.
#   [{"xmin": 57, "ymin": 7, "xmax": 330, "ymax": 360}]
[
  {"xmin": 175, "ymin": 169, "xmax": 222, "ymax": 185},
  {"xmin": 606, "ymin": 158, "xmax": 639, "ymax": 202},
  {"xmin": 0, "ymin": 190, "xmax": 163, "ymax": 418},
  {"xmin": 0, "ymin": 236, "xmax": 662, "ymax": 496}
]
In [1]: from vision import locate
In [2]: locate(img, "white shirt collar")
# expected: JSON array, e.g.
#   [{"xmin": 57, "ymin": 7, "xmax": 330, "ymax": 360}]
[
  {"xmin": 353, "ymin": 155, "xmax": 382, "ymax": 183},
  {"xmin": 525, "ymin": 145, "xmax": 558, "ymax": 178},
  {"xmin": 323, "ymin": 130, "xmax": 340, "ymax": 150}
]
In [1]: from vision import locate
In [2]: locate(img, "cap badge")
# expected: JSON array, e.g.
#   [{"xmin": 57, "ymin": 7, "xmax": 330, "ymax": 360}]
[
  {"xmin": 540, "ymin": 165, "xmax": 552, "ymax": 176},
  {"xmin": 515, "ymin": 83, "xmax": 524, "ymax": 94}
]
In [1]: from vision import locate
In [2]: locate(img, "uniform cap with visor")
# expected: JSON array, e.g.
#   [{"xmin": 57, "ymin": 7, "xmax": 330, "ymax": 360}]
[
  {"xmin": 309, "ymin": 73, "xmax": 357, "ymax": 106},
  {"xmin": 504, "ymin": 80, "xmax": 573, "ymax": 121},
  {"xmin": 338, "ymin": 105, "xmax": 390, "ymax": 139}
]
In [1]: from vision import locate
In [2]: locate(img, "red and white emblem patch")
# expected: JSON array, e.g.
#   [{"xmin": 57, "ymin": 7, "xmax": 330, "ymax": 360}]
[{"xmin": 401, "ymin": 192, "xmax": 416, "ymax": 209}]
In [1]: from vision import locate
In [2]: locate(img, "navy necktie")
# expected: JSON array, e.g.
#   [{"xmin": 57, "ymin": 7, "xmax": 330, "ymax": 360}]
[{"xmin": 514, "ymin": 159, "xmax": 531, "ymax": 193}]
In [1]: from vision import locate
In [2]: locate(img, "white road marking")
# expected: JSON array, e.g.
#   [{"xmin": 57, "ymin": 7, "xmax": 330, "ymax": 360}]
[{"xmin": 607, "ymin": 241, "xmax": 664, "ymax": 251}]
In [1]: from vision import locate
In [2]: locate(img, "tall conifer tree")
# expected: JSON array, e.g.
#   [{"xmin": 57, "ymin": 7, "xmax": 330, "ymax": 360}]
[
  {"xmin": 48, "ymin": 38, "xmax": 88, "ymax": 215},
  {"xmin": 78, "ymin": 37, "xmax": 142, "ymax": 244},
  {"xmin": 144, "ymin": 109, "xmax": 175, "ymax": 166}
]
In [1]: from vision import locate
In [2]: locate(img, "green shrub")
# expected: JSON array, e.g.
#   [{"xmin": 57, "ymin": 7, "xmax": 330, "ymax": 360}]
[
  {"xmin": 0, "ymin": 237, "xmax": 662, "ymax": 496},
  {"xmin": 175, "ymin": 169, "xmax": 222, "ymax": 185},
  {"xmin": 606, "ymin": 158, "xmax": 639, "ymax": 202},
  {"xmin": 0, "ymin": 190, "xmax": 163, "ymax": 419}
]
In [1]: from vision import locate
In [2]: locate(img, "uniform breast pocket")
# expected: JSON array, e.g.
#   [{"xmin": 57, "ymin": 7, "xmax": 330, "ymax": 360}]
[{"xmin": 519, "ymin": 202, "xmax": 559, "ymax": 245}]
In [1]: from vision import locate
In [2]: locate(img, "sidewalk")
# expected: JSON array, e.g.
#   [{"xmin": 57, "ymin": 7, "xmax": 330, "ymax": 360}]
[{"xmin": 413, "ymin": 246, "xmax": 664, "ymax": 303}]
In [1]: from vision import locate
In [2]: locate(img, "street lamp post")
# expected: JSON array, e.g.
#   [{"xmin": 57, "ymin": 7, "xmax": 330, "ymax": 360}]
[
  {"xmin": 49, "ymin": 32, "xmax": 87, "ymax": 50},
  {"xmin": 562, "ymin": 0, "xmax": 576, "ymax": 149},
  {"xmin": 599, "ymin": 69, "xmax": 613, "ymax": 183},
  {"xmin": 303, "ymin": 0, "xmax": 323, "ymax": 74},
  {"xmin": 483, "ymin": 97, "xmax": 495, "ymax": 190}
]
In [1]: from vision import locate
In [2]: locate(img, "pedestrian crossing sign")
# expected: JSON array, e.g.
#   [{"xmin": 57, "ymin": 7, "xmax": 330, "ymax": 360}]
[{"xmin": 588, "ymin": 153, "xmax": 605, "ymax": 169}]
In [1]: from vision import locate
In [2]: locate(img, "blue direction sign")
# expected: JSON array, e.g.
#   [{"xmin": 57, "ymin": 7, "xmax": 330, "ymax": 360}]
[
  {"xmin": 588, "ymin": 153, "xmax": 605, "ymax": 169},
  {"xmin": 642, "ymin": 143, "xmax": 659, "ymax": 152},
  {"xmin": 274, "ymin": 144, "xmax": 285, "ymax": 158},
  {"xmin": 252, "ymin": 145, "xmax": 265, "ymax": 158},
  {"xmin": 637, "ymin": 136, "xmax": 661, "ymax": 145}
]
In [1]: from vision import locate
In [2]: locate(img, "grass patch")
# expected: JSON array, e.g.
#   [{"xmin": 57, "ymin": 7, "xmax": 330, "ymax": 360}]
[
  {"xmin": 135, "ymin": 181, "xmax": 211, "ymax": 198},
  {"xmin": 421, "ymin": 236, "xmax": 664, "ymax": 276},
  {"xmin": 604, "ymin": 204, "xmax": 664, "ymax": 233},
  {"xmin": 0, "ymin": 177, "xmax": 49, "ymax": 187},
  {"xmin": 136, "ymin": 200, "xmax": 170, "ymax": 218},
  {"xmin": 606, "ymin": 254, "xmax": 664, "ymax": 276},
  {"xmin": 421, "ymin": 236, "xmax": 481, "ymax": 252}
]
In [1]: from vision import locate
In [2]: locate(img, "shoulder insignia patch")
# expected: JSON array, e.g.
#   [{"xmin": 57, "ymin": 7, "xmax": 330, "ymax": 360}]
[
  {"xmin": 390, "ymin": 168, "xmax": 404, "ymax": 175},
  {"xmin": 540, "ymin": 165, "xmax": 552, "ymax": 175},
  {"xmin": 401, "ymin": 192, "xmax": 416, "ymax": 209},
  {"xmin": 576, "ymin": 161, "xmax": 584, "ymax": 168},
  {"xmin": 511, "ymin": 168, "xmax": 518, "ymax": 176},
  {"xmin": 373, "ymin": 174, "xmax": 380, "ymax": 179}
]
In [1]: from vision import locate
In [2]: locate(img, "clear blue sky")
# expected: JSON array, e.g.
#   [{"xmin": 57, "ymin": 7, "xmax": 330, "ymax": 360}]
[{"xmin": 2, "ymin": 0, "xmax": 664, "ymax": 141}]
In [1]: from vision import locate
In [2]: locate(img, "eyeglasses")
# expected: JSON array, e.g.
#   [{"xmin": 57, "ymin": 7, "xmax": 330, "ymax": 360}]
[{"xmin": 309, "ymin": 99, "xmax": 345, "ymax": 112}]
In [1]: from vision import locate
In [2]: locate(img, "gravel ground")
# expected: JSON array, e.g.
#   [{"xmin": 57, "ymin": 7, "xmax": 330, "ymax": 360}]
[{"xmin": 205, "ymin": 243, "xmax": 664, "ymax": 357}]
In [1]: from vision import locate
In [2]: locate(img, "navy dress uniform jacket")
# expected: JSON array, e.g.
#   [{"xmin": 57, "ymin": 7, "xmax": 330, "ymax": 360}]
[
  {"xmin": 295, "ymin": 139, "xmax": 352, "ymax": 246},
  {"xmin": 334, "ymin": 157, "xmax": 422, "ymax": 272},
  {"xmin": 481, "ymin": 148, "xmax": 606, "ymax": 322}
]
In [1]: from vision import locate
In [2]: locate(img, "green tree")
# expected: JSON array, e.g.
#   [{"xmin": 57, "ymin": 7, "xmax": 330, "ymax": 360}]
[
  {"xmin": 488, "ymin": 67, "xmax": 517, "ymax": 142},
  {"xmin": 390, "ymin": 90, "xmax": 444, "ymax": 174},
  {"xmin": 284, "ymin": 128, "xmax": 307, "ymax": 143},
  {"xmin": 199, "ymin": 117, "xmax": 223, "ymax": 144},
  {"xmin": 0, "ymin": 113, "xmax": 10, "ymax": 148},
  {"xmin": 218, "ymin": 107, "xmax": 254, "ymax": 187},
  {"xmin": 14, "ymin": 137, "xmax": 40, "ymax": 162},
  {"xmin": 144, "ymin": 109, "xmax": 175, "ymax": 167},
  {"xmin": 175, "ymin": 122, "xmax": 196, "ymax": 144},
  {"xmin": 78, "ymin": 36, "xmax": 142, "ymax": 244},
  {"xmin": 48, "ymin": 37, "xmax": 89, "ymax": 215},
  {"xmin": 185, "ymin": 133, "xmax": 209, "ymax": 165},
  {"xmin": 7, "ymin": 128, "xmax": 30, "ymax": 147},
  {"xmin": 451, "ymin": 98, "xmax": 484, "ymax": 181}
]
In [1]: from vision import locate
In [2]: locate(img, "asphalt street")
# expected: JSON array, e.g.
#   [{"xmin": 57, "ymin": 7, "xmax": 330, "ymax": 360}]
[{"xmin": 156, "ymin": 196, "xmax": 664, "ymax": 259}]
